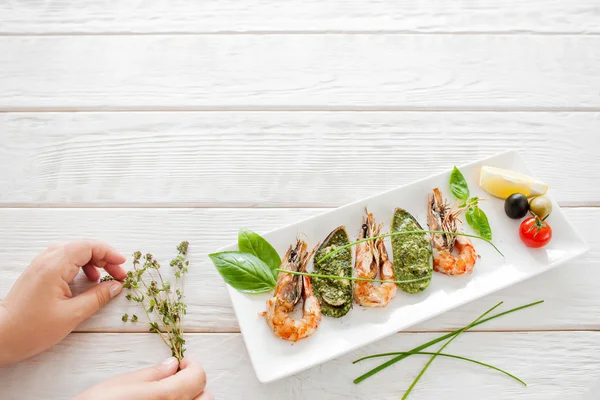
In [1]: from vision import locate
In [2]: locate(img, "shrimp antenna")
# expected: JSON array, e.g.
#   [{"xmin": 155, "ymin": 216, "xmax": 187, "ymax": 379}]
[{"xmin": 298, "ymin": 231, "xmax": 311, "ymax": 244}]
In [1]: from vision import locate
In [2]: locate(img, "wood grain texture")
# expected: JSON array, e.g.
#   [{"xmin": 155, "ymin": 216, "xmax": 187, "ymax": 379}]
[
  {"xmin": 1, "ymin": 331, "xmax": 598, "ymax": 399},
  {"xmin": 1, "ymin": 36, "xmax": 600, "ymax": 110},
  {"xmin": 2, "ymin": 0, "xmax": 599, "ymax": 397},
  {"xmin": 1, "ymin": 112, "xmax": 599, "ymax": 207},
  {"xmin": 2, "ymin": 0, "xmax": 599, "ymax": 34},
  {"xmin": 0, "ymin": 207, "xmax": 596, "ymax": 332}
]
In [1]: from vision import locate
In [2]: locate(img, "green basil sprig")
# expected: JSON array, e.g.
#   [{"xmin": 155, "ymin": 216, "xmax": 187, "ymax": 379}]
[
  {"xmin": 450, "ymin": 166, "xmax": 492, "ymax": 240},
  {"xmin": 209, "ymin": 251, "xmax": 276, "ymax": 293},
  {"xmin": 210, "ymin": 229, "xmax": 278, "ymax": 294},
  {"xmin": 238, "ymin": 228, "xmax": 281, "ymax": 277}
]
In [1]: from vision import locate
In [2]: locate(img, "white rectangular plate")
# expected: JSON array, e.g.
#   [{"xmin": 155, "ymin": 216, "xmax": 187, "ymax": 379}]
[{"xmin": 219, "ymin": 150, "xmax": 590, "ymax": 383}]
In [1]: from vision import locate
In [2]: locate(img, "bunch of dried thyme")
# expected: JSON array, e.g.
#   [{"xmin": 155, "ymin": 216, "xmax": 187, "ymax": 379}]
[{"xmin": 118, "ymin": 241, "xmax": 190, "ymax": 361}]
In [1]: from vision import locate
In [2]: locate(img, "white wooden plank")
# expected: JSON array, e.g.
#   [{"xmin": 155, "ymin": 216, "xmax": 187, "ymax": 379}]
[
  {"xmin": 2, "ymin": 0, "xmax": 599, "ymax": 34},
  {"xmin": 1, "ymin": 112, "xmax": 599, "ymax": 207},
  {"xmin": 1, "ymin": 36, "xmax": 599, "ymax": 110},
  {"xmin": 1, "ymin": 331, "xmax": 598, "ymax": 399},
  {"xmin": 0, "ymin": 207, "xmax": 596, "ymax": 332}
]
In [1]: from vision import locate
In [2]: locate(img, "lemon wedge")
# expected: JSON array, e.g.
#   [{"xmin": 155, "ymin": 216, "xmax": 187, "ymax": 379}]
[{"xmin": 479, "ymin": 166, "xmax": 548, "ymax": 199}]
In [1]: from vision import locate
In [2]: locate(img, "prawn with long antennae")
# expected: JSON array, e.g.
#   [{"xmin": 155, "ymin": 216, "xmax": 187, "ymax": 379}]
[
  {"xmin": 353, "ymin": 209, "xmax": 397, "ymax": 307},
  {"xmin": 427, "ymin": 188, "xmax": 477, "ymax": 275},
  {"xmin": 263, "ymin": 239, "xmax": 322, "ymax": 341}
]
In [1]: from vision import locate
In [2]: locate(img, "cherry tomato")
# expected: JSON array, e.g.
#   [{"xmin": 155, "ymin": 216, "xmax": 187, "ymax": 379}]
[{"xmin": 519, "ymin": 216, "xmax": 552, "ymax": 248}]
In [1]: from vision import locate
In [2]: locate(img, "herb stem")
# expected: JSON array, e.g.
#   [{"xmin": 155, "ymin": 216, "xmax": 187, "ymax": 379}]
[
  {"xmin": 317, "ymin": 230, "xmax": 503, "ymax": 264},
  {"xmin": 401, "ymin": 302, "xmax": 503, "ymax": 399},
  {"xmin": 131, "ymin": 286, "xmax": 171, "ymax": 350},
  {"xmin": 179, "ymin": 272, "xmax": 186, "ymax": 340},
  {"xmin": 135, "ymin": 267, "xmax": 180, "ymax": 358},
  {"xmin": 354, "ymin": 351, "xmax": 525, "ymax": 386},
  {"xmin": 275, "ymin": 269, "xmax": 431, "ymax": 285},
  {"xmin": 353, "ymin": 300, "xmax": 543, "ymax": 384}
]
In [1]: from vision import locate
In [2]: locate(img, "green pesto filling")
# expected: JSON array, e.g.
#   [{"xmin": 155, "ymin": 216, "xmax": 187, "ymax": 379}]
[
  {"xmin": 391, "ymin": 208, "xmax": 432, "ymax": 294},
  {"xmin": 313, "ymin": 227, "xmax": 353, "ymax": 318}
]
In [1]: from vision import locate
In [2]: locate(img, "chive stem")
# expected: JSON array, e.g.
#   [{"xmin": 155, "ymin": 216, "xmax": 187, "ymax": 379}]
[
  {"xmin": 353, "ymin": 300, "xmax": 543, "ymax": 384},
  {"xmin": 354, "ymin": 351, "xmax": 525, "ymax": 386},
  {"xmin": 401, "ymin": 302, "xmax": 503, "ymax": 399},
  {"xmin": 317, "ymin": 230, "xmax": 504, "ymax": 264},
  {"xmin": 275, "ymin": 269, "xmax": 431, "ymax": 285}
]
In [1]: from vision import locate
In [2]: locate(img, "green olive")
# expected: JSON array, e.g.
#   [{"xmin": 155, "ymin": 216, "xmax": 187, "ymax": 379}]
[{"xmin": 529, "ymin": 195, "xmax": 552, "ymax": 218}]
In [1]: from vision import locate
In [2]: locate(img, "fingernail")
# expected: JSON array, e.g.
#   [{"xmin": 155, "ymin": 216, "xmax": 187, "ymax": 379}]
[
  {"xmin": 162, "ymin": 357, "xmax": 178, "ymax": 366},
  {"xmin": 109, "ymin": 282, "xmax": 123, "ymax": 298}
]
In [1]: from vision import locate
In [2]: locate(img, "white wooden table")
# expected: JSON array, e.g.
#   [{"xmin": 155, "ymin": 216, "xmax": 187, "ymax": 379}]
[{"xmin": 1, "ymin": 2, "xmax": 599, "ymax": 399}]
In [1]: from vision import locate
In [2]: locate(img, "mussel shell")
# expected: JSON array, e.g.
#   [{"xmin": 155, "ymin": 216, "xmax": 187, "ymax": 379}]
[
  {"xmin": 391, "ymin": 208, "xmax": 433, "ymax": 294},
  {"xmin": 313, "ymin": 226, "xmax": 353, "ymax": 318}
]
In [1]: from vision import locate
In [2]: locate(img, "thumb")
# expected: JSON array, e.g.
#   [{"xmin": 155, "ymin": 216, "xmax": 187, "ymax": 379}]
[
  {"xmin": 69, "ymin": 281, "xmax": 123, "ymax": 323},
  {"xmin": 110, "ymin": 357, "xmax": 180, "ymax": 385}
]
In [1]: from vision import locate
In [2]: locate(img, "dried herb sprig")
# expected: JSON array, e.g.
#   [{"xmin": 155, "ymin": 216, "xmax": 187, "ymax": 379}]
[{"xmin": 121, "ymin": 241, "xmax": 190, "ymax": 361}]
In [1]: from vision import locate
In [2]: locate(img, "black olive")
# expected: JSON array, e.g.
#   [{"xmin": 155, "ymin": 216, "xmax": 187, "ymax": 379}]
[{"xmin": 504, "ymin": 193, "xmax": 529, "ymax": 219}]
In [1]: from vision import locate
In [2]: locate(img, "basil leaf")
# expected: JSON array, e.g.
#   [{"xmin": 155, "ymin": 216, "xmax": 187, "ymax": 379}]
[
  {"xmin": 449, "ymin": 166, "xmax": 470, "ymax": 201},
  {"xmin": 238, "ymin": 229, "xmax": 281, "ymax": 276},
  {"xmin": 466, "ymin": 206, "xmax": 492, "ymax": 241},
  {"xmin": 209, "ymin": 251, "xmax": 276, "ymax": 293},
  {"xmin": 465, "ymin": 206, "xmax": 476, "ymax": 228},
  {"xmin": 476, "ymin": 209, "xmax": 492, "ymax": 241}
]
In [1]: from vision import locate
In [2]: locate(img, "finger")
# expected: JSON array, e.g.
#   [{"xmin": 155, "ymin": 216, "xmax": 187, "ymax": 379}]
[
  {"xmin": 103, "ymin": 263, "xmax": 127, "ymax": 281},
  {"xmin": 82, "ymin": 263, "xmax": 100, "ymax": 281},
  {"xmin": 64, "ymin": 239, "xmax": 126, "ymax": 267},
  {"xmin": 193, "ymin": 391, "xmax": 214, "ymax": 400},
  {"xmin": 156, "ymin": 358, "xmax": 207, "ymax": 399},
  {"xmin": 81, "ymin": 262, "xmax": 126, "ymax": 282},
  {"xmin": 67, "ymin": 280, "xmax": 123, "ymax": 323},
  {"xmin": 64, "ymin": 263, "xmax": 127, "ymax": 285},
  {"xmin": 105, "ymin": 357, "xmax": 180, "ymax": 385},
  {"xmin": 58, "ymin": 240, "xmax": 126, "ymax": 282}
]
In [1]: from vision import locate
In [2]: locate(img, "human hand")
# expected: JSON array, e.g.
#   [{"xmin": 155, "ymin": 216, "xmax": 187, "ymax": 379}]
[
  {"xmin": 0, "ymin": 240, "xmax": 127, "ymax": 366},
  {"xmin": 76, "ymin": 357, "xmax": 211, "ymax": 400}
]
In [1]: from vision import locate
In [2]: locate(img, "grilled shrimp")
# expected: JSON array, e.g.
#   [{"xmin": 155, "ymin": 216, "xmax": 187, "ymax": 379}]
[
  {"xmin": 264, "ymin": 239, "xmax": 322, "ymax": 341},
  {"xmin": 353, "ymin": 210, "xmax": 397, "ymax": 307},
  {"xmin": 427, "ymin": 188, "xmax": 477, "ymax": 275}
]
